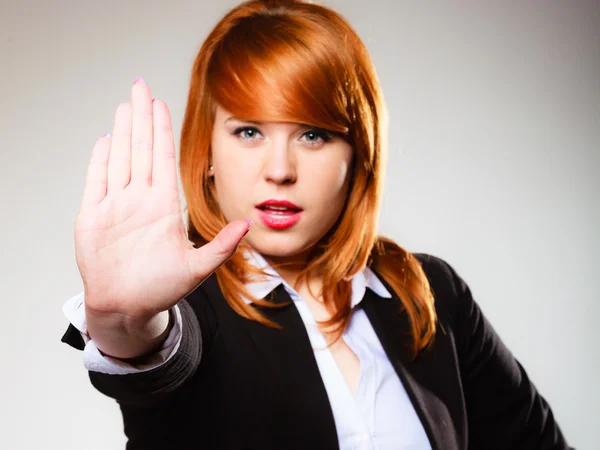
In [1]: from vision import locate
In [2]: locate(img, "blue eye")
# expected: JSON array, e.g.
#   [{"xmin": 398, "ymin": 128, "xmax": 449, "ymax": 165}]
[
  {"xmin": 301, "ymin": 129, "xmax": 332, "ymax": 144},
  {"xmin": 233, "ymin": 126, "xmax": 261, "ymax": 140},
  {"xmin": 232, "ymin": 126, "xmax": 333, "ymax": 144}
]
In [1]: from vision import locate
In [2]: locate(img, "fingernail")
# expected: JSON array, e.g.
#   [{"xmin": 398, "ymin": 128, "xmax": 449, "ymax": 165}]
[
  {"xmin": 133, "ymin": 77, "xmax": 145, "ymax": 85},
  {"xmin": 246, "ymin": 219, "xmax": 252, "ymax": 229},
  {"xmin": 102, "ymin": 133, "xmax": 111, "ymax": 138}
]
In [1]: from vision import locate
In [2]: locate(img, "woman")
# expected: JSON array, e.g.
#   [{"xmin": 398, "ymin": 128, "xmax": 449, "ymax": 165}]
[{"xmin": 61, "ymin": 0, "xmax": 572, "ymax": 449}]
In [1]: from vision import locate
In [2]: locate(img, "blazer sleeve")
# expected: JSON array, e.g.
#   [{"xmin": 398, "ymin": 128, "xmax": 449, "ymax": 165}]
[
  {"xmin": 421, "ymin": 254, "xmax": 573, "ymax": 449},
  {"xmin": 62, "ymin": 296, "xmax": 216, "ymax": 406}
]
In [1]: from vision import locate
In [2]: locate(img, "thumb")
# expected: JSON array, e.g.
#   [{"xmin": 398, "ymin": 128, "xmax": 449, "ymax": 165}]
[{"xmin": 187, "ymin": 219, "xmax": 252, "ymax": 280}]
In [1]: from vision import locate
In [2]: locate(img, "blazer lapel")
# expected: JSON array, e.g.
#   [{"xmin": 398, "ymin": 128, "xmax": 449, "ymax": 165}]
[
  {"xmin": 244, "ymin": 284, "xmax": 340, "ymax": 449},
  {"xmin": 361, "ymin": 287, "xmax": 464, "ymax": 450}
]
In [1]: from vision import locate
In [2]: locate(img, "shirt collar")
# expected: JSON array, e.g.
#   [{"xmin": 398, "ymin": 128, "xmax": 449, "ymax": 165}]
[{"xmin": 242, "ymin": 250, "xmax": 392, "ymax": 307}]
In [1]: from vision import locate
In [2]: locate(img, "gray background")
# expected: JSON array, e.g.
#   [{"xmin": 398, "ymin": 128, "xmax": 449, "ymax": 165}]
[{"xmin": 1, "ymin": 0, "xmax": 598, "ymax": 448}]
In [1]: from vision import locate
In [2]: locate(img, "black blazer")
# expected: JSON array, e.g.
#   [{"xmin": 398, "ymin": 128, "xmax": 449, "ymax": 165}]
[{"xmin": 61, "ymin": 253, "xmax": 572, "ymax": 450}]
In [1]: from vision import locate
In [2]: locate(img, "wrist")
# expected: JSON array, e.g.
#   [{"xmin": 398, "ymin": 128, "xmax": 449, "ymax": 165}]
[{"xmin": 85, "ymin": 307, "xmax": 172, "ymax": 360}]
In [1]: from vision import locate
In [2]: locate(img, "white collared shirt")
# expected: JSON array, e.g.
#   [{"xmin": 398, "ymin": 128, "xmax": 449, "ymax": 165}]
[{"xmin": 63, "ymin": 253, "xmax": 431, "ymax": 450}]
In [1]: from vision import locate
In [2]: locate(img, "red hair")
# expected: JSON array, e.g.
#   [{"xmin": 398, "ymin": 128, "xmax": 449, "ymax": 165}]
[{"xmin": 180, "ymin": 0, "xmax": 436, "ymax": 357}]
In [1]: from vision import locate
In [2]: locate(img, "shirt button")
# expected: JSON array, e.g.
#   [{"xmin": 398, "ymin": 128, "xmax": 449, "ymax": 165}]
[{"xmin": 358, "ymin": 432, "xmax": 369, "ymax": 442}]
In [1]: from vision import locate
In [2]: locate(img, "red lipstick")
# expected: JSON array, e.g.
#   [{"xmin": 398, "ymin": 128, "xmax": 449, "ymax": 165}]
[{"xmin": 255, "ymin": 199, "xmax": 303, "ymax": 230}]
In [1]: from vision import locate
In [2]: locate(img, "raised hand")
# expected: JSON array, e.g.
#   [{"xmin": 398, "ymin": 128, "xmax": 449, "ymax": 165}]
[{"xmin": 74, "ymin": 79, "xmax": 249, "ymax": 356}]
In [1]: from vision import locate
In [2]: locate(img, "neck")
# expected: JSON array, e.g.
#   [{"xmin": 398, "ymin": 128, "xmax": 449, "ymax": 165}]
[{"xmin": 261, "ymin": 251, "xmax": 323, "ymax": 296}]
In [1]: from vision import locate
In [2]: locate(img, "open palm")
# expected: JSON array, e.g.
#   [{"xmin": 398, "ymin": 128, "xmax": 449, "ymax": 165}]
[{"xmin": 75, "ymin": 79, "xmax": 249, "ymax": 319}]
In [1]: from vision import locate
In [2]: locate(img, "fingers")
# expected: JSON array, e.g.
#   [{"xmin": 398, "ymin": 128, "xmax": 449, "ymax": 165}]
[
  {"xmin": 93, "ymin": 80, "xmax": 173, "ymax": 199},
  {"xmin": 151, "ymin": 99, "xmax": 178, "ymax": 191},
  {"xmin": 187, "ymin": 220, "xmax": 252, "ymax": 280},
  {"xmin": 106, "ymin": 103, "xmax": 132, "ymax": 192},
  {"xmin": 130, "ymin": 78, "xmax": 154, "ymax": 186},
  {"xmin": 81, "ymin": 134, "xmax": 111, "ymax": 207}
]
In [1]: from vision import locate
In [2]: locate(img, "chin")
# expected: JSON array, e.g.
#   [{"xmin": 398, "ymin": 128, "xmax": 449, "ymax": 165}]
[{"xmin": 244, "ymin": 232, "xmax": 317, "ymax": 259}]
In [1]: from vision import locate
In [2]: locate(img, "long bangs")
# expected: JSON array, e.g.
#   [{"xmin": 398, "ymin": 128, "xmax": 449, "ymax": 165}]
[{"xmin": 207, "ymin": 12, "xmax": 353, "ymax": 135}]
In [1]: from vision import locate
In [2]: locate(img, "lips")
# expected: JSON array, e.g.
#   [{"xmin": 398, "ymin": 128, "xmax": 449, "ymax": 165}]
[
  {"xmin": 255, "ymin": 199, "xmax": 302, "ymax": 211},
  {"xmin": 255, "ymin": 199, "xmax": 303, "ymax": 229}
]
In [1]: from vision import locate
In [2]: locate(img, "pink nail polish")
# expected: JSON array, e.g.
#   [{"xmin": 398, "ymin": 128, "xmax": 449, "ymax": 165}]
[
  {"xmin": 133, "ymin": 77, "xmax": 145, "ymax": 85},
  {"xmin": 102, "ymin": 133, "xmax": 111, "ymax": 138},
  {"xmin": 246, "ymin": 219, "xmax": 252, "ymax": 228}
]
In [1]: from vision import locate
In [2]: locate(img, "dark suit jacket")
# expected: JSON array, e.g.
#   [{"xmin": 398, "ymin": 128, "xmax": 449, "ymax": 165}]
[{"xmin": 61, "ymin": 253, "xmax": 572, "ymax": 449}]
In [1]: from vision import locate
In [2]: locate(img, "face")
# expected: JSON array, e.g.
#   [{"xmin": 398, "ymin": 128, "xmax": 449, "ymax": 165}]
[{"xmin": 210, "ymin": 104, "xmax": 354, "ymax": 261}]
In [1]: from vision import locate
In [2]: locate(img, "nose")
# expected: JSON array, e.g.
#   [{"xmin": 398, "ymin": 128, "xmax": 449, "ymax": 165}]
[{"xmin": 263, "ymin": 137, "xmax": 297, "ymax": 185}]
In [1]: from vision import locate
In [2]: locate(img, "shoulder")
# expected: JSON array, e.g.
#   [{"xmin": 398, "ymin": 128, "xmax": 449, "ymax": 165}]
[
  {"xmin": 412, "ymin": 252, "xmax": 468, "ymax": 298},
  {"xmin": 411, "ymin": 252, "xmax": 472, "ymax": 326}
]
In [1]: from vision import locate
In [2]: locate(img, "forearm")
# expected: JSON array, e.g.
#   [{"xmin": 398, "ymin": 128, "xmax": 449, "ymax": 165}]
[{"xmin": 85, "ymin": 305, "xmax": 172, "ymax": 360}]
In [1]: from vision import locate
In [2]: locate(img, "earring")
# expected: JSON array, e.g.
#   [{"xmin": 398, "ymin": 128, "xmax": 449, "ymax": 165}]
[{"xmin": 208, "ymin": 165, "xmax": 214, "ymax": 175}]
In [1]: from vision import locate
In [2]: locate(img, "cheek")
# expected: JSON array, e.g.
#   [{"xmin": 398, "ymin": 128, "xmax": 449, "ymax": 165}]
[
  {"xmin": 311, "ymin": 152, "xmax": 353, "ymax": 200},
  {"xmin": 213, "ymin": 164, "xmax": 247, "ymax": 215},
  {"xmin": 212, "ymin": 134, "xmax": 243, "ymax": 182},
  {"xmin": 336, "ymin": 162, "xmax": 352, "ymax": 189},
  {"xmin": 211, "ymin": 141, "xmax": 246, "ymax": 216},
  {"xmin": 211, "ymin": 155, "xmax": 264, "ymax": 224}
]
